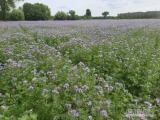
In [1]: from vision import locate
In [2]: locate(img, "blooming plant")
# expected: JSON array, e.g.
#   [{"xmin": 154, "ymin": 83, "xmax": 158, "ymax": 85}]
[{"xmin": 0, "ymin": 20, "xmax": 160, "ymax": 119}]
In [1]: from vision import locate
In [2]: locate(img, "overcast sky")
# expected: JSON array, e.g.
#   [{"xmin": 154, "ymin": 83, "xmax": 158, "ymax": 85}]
[{"xmin": 17, "ymin": 0, "xmax": 160, "ymax": 16}]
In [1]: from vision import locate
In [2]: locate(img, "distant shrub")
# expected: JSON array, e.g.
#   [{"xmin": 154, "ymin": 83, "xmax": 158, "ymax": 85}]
[
  {"xmin": 23, "ymin": 3, "xmax": 51, "ymax": 21},
  {"xmin": 10, "ymin": 10, "xmax": 24, "ymax": 21},
  {"xmin": 54, "ymin": 11, "xmax": 67, "ymax": 20}
]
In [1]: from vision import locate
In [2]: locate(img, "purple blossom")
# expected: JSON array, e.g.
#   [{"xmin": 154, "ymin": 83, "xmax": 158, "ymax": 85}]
[
  {"xmin": 63, "ymin": 83, "xmax": 69, "ymax": 89},
  {"xmin": 43, "ymin": 89, "xmax": 49, "ymax": 93},
  {"xmin": 28, "ymin": 85, "xmax": 34, "ymax": 91},
  {"xmin": 115, "ymin": 82, "xmax": 123, "ymax": 87},
  {"xmin": 86, "ymin": 101, "xmax": 92, "ymax": 106},
  {"xmin": 123, "ymin": 114, "xmax": 131, "ymax": 119},
  {"xmin": 65, "ymin": 104, "xmax": 72, "ymax": 110},
  {"xmin": 75, "ymin": 88, "xmax": 83, "ymax": 93},
  {"xmin": 82, "ymin": 85, "xmax": 89, "ymax": 90},
  {"xmin": 95, "ymin": 86, "xmax": 102, "ymax": 91},
  {"xmin": 70, "ymin": 109, "xmax": 79, "ymax": 117},
  {"xmin": 144, "ymin": 101, "xmax": 152, "ymax": 109},
  {"xmin": 105, "ymin": 100, "xmax": 111, "ymax": 106},
  {"xmin": 105, "ymin": 84, "xmax": 114, "ymax": 91},
  {"xmin": 100, "ymin": 110, "xmax": 108, "ymax": 117},
  {"xmin": 52, "ymin": 89, "xmax": 59, "ymax": 94}
]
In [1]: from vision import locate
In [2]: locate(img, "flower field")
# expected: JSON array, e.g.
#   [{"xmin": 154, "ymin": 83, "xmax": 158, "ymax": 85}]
[{"xmin": 0, "ymin": 20, "xmax": 160, "ymax": 120}]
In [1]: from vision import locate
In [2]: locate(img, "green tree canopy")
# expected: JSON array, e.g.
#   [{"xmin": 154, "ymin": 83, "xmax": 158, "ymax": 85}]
[
  {"xmin": 54, "ymin": 11, "xmax": 67, "ymax": 20},
  {"xmin": 86, "ymin": 9, "xmax": 91, "ymax": 19},
  {"xmin": 69, "ymin": 10, "xmax": 75, "ymax": 17},
  {"xmin": 10, "ymin": 9, "xmax": 24, "ymax": 21},
  {"xmin": 102, "ymin": 11, "xmax": 109, "ymax": 19},
  {"xmin": 23, "ymin": 2, "xmax": 51, "ymax": 20},
  {"xmin": 68, "ymin": 10, "xmax": 76, "ymax": 20},
  {"xmin": 0, "ymin": 0, "xmax": 23, "ymax": 20}
]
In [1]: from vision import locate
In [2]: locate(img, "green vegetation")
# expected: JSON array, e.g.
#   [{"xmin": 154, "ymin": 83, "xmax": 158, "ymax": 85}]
[
  {"xmin": 85, "ymin": 9, "xmax": 92, "ymax": 19},
  {"xmin": 10, "ymin": 9, "xmax": 24, "ymax": 21},
  {"xmin": 118, "ymin": 11, "xmax": 160, "ymax": 19},
  {"xmin": 54, "ymin": 11, "xmax": 67, "ymax": 20},
  {"xmin": 0, "ymin": 25, "xmax": 160, "ymax": 119},
  {"xmin": 0, "ymin": 0, "xmax": 23, "ymax": 20},
  {"xmin": 102, "ymin": 11, "xmax": 109, "ymax": 19},
  {"xmin": 23, "ymin": 3, "xmax": 51, "ymax": 21}
]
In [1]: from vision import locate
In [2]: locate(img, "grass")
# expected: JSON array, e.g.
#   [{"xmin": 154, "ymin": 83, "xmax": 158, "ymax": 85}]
[{"xmin": 0, "ymin": 25, "xmax": 160, "ymax": 120}]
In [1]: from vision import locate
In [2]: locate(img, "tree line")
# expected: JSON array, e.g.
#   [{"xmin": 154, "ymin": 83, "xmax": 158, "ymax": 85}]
[
  {"xmin": 118, "ymin": 11, "xmax": 160, "ymax": 19},
  {"xmin": 0, "ymin": 0, "xmax": 109, "ymax": 21},
  {"xmin": 1, "ymin": 0, "xmax": 160, "ymax": 21}
]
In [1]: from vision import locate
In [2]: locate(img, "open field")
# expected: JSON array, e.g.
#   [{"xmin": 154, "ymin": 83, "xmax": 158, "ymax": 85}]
[{"xmin": 0, "ymin": 20, "xmax": 160, "ymax": 120}]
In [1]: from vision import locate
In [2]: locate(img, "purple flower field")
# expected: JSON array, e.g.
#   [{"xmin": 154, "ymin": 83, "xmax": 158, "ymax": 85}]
[{"xmin": 0, "ymin": 20, "xmax": 160, "ymax": 119}]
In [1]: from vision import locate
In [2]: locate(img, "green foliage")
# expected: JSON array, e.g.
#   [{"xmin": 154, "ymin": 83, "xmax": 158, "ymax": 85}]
[
  {"xmin": 9, "ymin": 9, "xmax": 24, "ymax": 21},
  {"xmin": 86, "ymin": 9, "xmax": 92, "ymax": 19},
  {"xmin": 0, "ymin": 0, "xmax": 23, "ymax": 20},
  {"xmin": 0, "ymin": 25, "xmax": 160, "ymax": 119},
  {"xmin": 102, "ymin": 11, "xmax": 109, "ymax": 19},
  {"xmin": 118, "ymin": 11, "xmax": 160, "ymax": 19},
  {"xmin": 92, "ymin": 16, "xmax": 115, "ymax": 20},
  {"xmin": 23, "ymin": 2, "xmax": 51, "ymax": 21},
  {"xmin": 69, "ymin": 10, "xmax": 75, "ymax": 20},
  {"xmin": 54, "ymin": 11, "xmax": 67, "ymax": 20}
]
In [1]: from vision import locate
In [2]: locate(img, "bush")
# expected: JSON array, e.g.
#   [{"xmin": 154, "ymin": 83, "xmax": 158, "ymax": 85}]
[
  {"xmin": 23, "ymin": 3, "xmax": 51, "ymax": 21},
  {"xmin": 54, "ymin": 11, "xmax": 67, "ymax": 20},
  {"xmin": 10, "ymin": 10, "xmax": 24, "ymax": 21}
]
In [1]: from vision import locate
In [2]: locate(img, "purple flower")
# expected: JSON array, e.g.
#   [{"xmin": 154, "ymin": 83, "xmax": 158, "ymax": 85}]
[
  {"xmin": 100, "ymin": 110, "xmax": 108, "ymax": 117},
  {"xmin": 95, "ymin": 86, "xmax": 102, "ymax": 91},
  {"xmin": 75, "ymin": 88, "xmax": 83, "ymax": 93},
  {"xmin": 104, "ymin": 83, "xmax": 109, "ymax": 88},
  {"xmin": 65, "ymin": 104, "xmax": 72, "ymax": 110},
  {"xmin": 70, "ymin": 109, "xmax": 79, "ymax": 117},
  {"xmin": 123, "ymin": 114, "xmax": 131, "ymax": 119},
  {"xmin": 106, "ymin": 85, "xmax": 114, "ymax": 91},
  {"xmin": 86, "ymin": 101, "xmax": 92, "ymax": 106},
  {"xmin": 105, "ymin": 100, "xmax": 111, "ymax": 106},
  {"xmin": 52, "ymin": 89, "xmax": 59, "ymax": 94},
  {"xmin": 115, "ymin": 82, "xmax": 123, "ymax": 87},
  {"xmin": 28, "ymin": 85, "xmax": 34, "ymax": 90},
  {"xmin": 43, "ymin": 89, "xmax": 49, "ymax": 93},
  {"xmin": 82, "ymin": 85, "xmax": 89, "ymax": 90},
  {"xmin": 63, "ymin": 83, "xmax": 69, "ymax": 89},
  {"xmin": 144, "ymin": 101, "xmax": 152, "ymax": 109}
]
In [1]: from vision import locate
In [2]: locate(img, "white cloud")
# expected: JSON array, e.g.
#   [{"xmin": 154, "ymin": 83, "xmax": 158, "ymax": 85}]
[{"xmin": 16, "ymin": 0, "xmax": 160, "ymax": 16}]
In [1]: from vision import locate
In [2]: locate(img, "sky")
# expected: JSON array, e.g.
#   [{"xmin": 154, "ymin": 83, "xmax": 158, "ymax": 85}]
[{"xmin": 17, "ymin": 0, "xmax": 160, "ymax": 16}]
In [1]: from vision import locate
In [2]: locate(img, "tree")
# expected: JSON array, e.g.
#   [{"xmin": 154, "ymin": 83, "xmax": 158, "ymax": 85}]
[
  {"xmin": 102, "ymin": 11, "xmax": 109, "ymax": 19},
  {"xmin": 10, "ymin": 9, "xmax": 24, "ymax": 21},
  {"xmin": 69, "ymin": 10, "xmax": 75, "ymax": 19},
  {"xmin": 0, "ymin": 0, "xmax": 23, "ymax": 20},
  {"xmin": 54, "ymin": 11, "xmax": 67, "ymax": 20},
  {"xmin": 23, "ymin": 3, "xmax": 51, "ymax": 20},
  {"xmin": 86, "ymin": 9, "xmax": 91, "ymax": 19}
]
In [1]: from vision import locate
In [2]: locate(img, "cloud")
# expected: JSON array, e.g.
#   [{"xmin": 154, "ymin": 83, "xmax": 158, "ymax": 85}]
[{"xmin": 58, "ymin": 6, "xmax": 67, "ymax": 9}]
